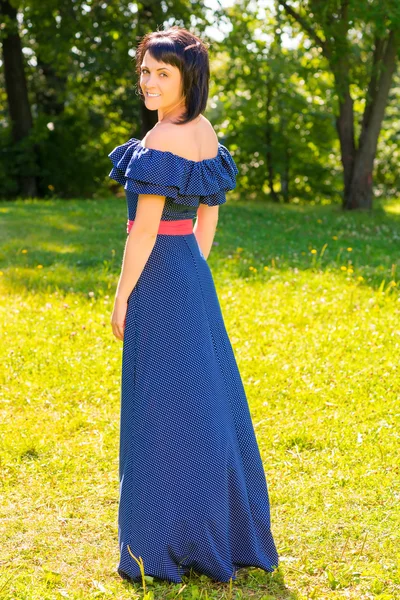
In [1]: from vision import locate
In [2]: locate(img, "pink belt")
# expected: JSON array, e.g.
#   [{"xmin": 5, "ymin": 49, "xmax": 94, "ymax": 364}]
[{"xmin": 127, "ymin": 219, "xmax": 193, "ymax": 235}]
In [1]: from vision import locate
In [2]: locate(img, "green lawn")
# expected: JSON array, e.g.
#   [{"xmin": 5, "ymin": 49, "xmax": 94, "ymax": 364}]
[{"xmin": 1, "ymin": 196, "xmax": 399, "ymax": 600}]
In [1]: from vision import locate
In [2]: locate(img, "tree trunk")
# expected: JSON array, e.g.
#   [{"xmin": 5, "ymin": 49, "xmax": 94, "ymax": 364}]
[
  {"xmin": 266, "ymin": 72, "xmax": 280, "ymax": 202},
  {"xmin": 137, "ymin": 5, "xmax": 160, "ymax": 136},
  {"xmin": 344, "ymin": 30, "xmax": 399, "ymax": 210},
  {"xmin": 334, "ymin": 88, "xmax": 356, "ymax": 206},
  {"xmin": 0, "ymin": 0, "xmax": 37, "ymax": 198},
  {"xmin": 281, "ymin": 144, "xmax": 290, "ymax": 203},
  {"xmin": 333, "ymin": 30, "xmax": 398, "ymax": 210},
  {"xmin": 36, "ymin": 57, "xmax": 68, "ymax": 117}
]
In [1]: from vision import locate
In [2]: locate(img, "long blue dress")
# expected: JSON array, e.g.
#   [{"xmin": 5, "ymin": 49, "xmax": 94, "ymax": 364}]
[{"xmin": 108, "ymin": 137, "xmax": 279, "ymax": 584}]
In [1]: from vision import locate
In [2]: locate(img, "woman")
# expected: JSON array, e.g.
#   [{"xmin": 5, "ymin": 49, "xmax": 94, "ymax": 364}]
[{"xmin": 108, "ymin": 25, "xmax": 279, "ymax": 585}]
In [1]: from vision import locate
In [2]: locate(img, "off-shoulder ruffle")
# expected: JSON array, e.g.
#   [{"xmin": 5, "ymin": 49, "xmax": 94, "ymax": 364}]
[{"xmin": 108, "ymin": 137, "xmax": 238, "ymax": 207}]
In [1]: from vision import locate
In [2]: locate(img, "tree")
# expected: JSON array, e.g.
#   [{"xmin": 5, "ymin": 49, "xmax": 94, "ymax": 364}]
[
  {"xmin": 212, "ymin": 0, "xmax": 341, "ymax": 204},
  {"xmin": 279, "ymin": 0, "xmax": 400, "ymax": 210},
  {"xmin": 0, "ymin": 0, "xmax": 210, "ymax": 198},
  {"xmin": 0, "ymin": 0, "xmax": 37, "ymax": 197}
]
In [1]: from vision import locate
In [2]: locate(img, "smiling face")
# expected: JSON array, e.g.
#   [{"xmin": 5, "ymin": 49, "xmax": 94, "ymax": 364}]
[{"xmin": 140, "ymin": 50, "xmax": 185, "ymax": 112}]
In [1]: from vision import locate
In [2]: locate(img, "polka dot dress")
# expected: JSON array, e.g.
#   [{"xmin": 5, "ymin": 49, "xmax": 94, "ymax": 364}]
[{"xmin": 108, "ymin": 138, "xmax": 279, "ymax": 584}]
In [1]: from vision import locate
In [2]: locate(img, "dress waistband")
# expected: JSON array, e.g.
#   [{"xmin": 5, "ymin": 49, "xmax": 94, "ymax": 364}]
[{"xmin": 127, "ymin": 219, "xmax": 193, "ymax": 235}]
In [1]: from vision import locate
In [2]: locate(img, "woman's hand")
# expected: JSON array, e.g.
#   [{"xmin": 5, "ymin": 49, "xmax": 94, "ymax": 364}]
[{"xmin": 111, "ymin": 296, "xmax": 128, "ymax": 341}]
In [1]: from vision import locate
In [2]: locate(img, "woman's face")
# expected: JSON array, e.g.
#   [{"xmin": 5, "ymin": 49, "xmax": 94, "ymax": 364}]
[{"xmin": 140, "ymin": 50, "xmax": 185, "ymax": 110}]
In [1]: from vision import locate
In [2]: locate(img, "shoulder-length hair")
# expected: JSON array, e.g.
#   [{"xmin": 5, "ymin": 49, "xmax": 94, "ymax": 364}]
[{"xmin": 134, "ymin": 26, "xmax": 210, "ymax": 125}]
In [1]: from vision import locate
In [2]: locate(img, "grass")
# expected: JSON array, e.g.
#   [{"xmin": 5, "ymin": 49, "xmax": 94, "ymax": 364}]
[{"xmin": 0, "ymin": 195, "xmax": 399, "ymax": 600}]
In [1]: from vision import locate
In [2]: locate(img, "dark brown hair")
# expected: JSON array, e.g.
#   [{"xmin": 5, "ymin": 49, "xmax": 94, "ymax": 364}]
[{"xmin": 134, "ymin": 26, "xmax": 210, "ymax": 125}]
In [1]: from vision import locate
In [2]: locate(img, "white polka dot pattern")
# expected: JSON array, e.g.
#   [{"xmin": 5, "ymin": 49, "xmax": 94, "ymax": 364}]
[
  {"xmin": 108, "ymin": 139, "xmax": 279, "ymax": 584},
  {"xmin": 108, "ymin": 137, "xmax": 239, "ymax": 219}
]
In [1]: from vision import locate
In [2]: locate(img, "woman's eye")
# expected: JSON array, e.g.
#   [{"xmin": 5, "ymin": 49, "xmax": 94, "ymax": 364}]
[{"xmin": 141, "ymin": 69, "xmax": 167, "ymax": 77}]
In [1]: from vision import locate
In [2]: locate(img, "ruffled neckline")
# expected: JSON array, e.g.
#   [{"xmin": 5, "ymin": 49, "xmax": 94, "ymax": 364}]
[{"xmin": 108, "ymin": 136, "xmax": 238, "ymax": 207}]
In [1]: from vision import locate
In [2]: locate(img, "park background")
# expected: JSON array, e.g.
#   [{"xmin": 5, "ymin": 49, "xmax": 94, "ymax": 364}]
[{"xmin": 1, "ymin": 0, "xmax": 399, "ymax": 599}]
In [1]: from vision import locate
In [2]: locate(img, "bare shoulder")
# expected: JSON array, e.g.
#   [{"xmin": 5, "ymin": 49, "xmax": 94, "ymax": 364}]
[
  {"xmin": 143, "ymin": 117, "xmax": 218, "ymax": 161},
  {"xmin": 142, "ymin": 126, "xmax": 173, "ymax": 152}
]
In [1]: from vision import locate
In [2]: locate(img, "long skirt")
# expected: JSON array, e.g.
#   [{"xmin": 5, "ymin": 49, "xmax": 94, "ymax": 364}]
[{"xmin": 117, "ymin": 229, "xmax": 279, "ymax": 584}]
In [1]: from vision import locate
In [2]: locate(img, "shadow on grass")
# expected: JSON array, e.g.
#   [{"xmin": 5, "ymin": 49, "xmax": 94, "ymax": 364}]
[
  {"xmin": 1, "ymin": 196, "xmax": 399, "ymax": 297},
  {"xmin": 121, "ymin": 563, "xmax": 297, "ymax": 599}
]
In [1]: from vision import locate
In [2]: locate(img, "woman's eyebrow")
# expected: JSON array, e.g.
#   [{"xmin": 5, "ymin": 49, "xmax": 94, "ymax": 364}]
[{"xmin": 140, "ymin": 66, "xmax": 171, "ymax": 71}]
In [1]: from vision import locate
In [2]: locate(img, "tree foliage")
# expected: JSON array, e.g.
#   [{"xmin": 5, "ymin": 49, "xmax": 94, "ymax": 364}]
[{"xmin": 0, "ymin": 0, "xmax": 399, "ymax": 208}]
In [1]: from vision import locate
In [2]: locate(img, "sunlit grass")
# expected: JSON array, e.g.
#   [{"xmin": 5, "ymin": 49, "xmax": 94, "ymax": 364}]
[{"xmin": 1, "ymin": 196, "xmax": 399, "ymax": 599}]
